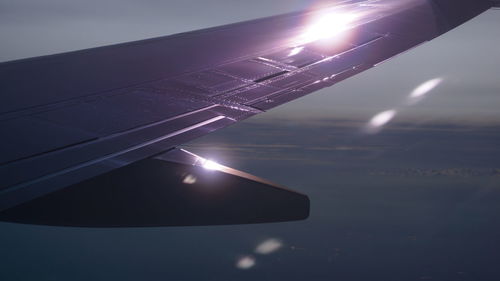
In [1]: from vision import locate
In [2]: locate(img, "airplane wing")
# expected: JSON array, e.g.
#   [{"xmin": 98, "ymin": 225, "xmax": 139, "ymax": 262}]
[{"xmin": 0, "ymin": 0, "xmax": 495, "ymax": 226}]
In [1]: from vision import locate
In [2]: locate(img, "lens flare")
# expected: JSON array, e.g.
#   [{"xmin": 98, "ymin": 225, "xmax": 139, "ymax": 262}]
[
  {"xmin": 182, "ymin": 174, "xmax": 197, "ymax": 184},
  {"xmin": 409, "ymin": 78, "xmax": 443, "ymax": 99},
  {"xmin": 255, "ymin": 238, "xmax": 283, "ymax": 255},
  {"xmin": 369, "ymin": 109, "xmax": 397, "ymax": 128},
  {"xmin": 236, "ymin": 255, "xmax": 255, "ymax": 270}
]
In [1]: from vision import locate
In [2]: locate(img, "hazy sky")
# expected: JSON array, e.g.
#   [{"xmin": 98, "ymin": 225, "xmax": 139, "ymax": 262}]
[{"xmin": 0, "ymin": 0, "xmax": 318, "ymax": 61}]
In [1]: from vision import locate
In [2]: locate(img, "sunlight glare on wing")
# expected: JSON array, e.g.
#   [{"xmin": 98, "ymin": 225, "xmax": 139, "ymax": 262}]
[
  {"xmin": 201, "ymin": 159, "xmax": 223, "ymax": 171},
  {"xmin": 288, "ymin": 46, "xmax": 304, "ymax": 57},
  {"xmin": 298, "ymin": 11, "xmax": 359, "ymax": 44}
]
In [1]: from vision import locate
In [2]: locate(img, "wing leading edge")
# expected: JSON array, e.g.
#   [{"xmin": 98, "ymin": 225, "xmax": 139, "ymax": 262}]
[{"xmin": 0, "ymin": 0, "xmax": 495, "ymax": 226}]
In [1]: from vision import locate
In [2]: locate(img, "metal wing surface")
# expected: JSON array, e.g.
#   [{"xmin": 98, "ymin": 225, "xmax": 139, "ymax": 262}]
[{"xmin": 0, "ymin": 0, "xmax": 495, "ymax": 226}]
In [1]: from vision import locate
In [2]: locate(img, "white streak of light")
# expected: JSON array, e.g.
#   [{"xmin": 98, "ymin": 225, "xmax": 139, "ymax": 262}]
[
  {"xmin": 409, "ymin": 78, "xmax": 443, "ymax": 99},
  {"xmin": 288, "ymin": 46, "xmax": 304, "ymax": 57}
]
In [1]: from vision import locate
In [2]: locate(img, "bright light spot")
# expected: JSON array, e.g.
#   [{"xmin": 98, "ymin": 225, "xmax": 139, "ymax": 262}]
[
  {"xmin": 255, "ymin": 238, "xmax": 283, "ymax": 255},
  {"xmin": 236, "ymin": 256, "xmax": 255, "ymax": 270},
  {"xmin": 299, "ymin": 12, "xmax": 358, "ymax": 44},
  {"xmin": 182, "ymin": 174, "xmax": 197, "ymax": 184},
  {"xmin": 369, "ymin": 109, "xmax": 397, "ymax": 128},
  {"xmin": 409, "ymin": 78, "xmax": 443, "ymax": 100},
  {"xmin": 288, "ymin": 46, "xmax": 304, "ymax": 57},
  {"xmin": 201, "ymin": 159, "xmax": 222, "ymax": 171}
]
